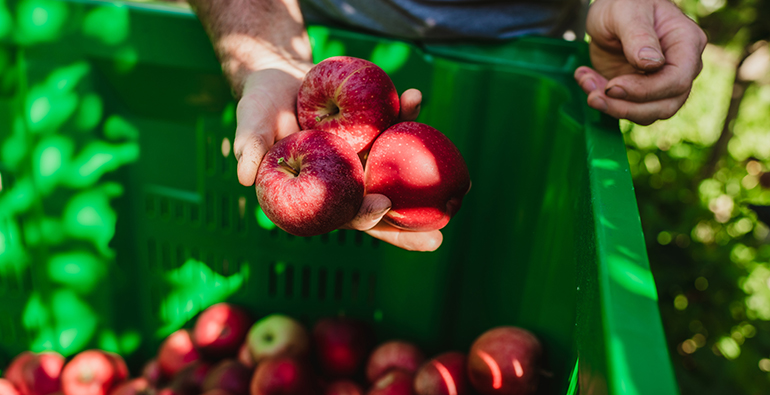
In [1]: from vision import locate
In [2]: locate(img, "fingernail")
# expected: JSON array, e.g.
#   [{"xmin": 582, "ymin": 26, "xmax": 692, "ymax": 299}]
[
  {"xmin": 638, "ymin": 46, "xmax": 664, "ymax": 64},
  {"xmin": 581, "ymin": 79, "xmax": 597, "ymax": 94},
  {"xmin": 575, "ymin": 68, "xmax": 588, "ymax": 78},
  {"xmin": 605, "ymin": 86, "xmax": 627, "ymax": 99},
  {"xmin": 589, "ymin": 97, "xmax": 608, "ymax": 112}
]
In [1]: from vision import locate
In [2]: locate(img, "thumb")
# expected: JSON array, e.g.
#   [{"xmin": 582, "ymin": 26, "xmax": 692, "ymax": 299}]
[
  {"xmin": 614, "ymin": 5, "xmax": 665, "ymax": 72},
  {"xmin": 347, "ymin": 194, "xmax": 392, "ymax": 231}
]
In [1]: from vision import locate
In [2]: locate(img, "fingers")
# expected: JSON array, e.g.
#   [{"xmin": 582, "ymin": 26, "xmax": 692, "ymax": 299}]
[
  {"xmin": 610, "ymin": 1, "xmax": 665, "ymax": 72},
  {"xmin": 576, "ymin": 67, "xmax": 689, "ymax": 125},
  {"xmin": 399, "ymin": 89, "xmax": 422, "ymax": 121},
  {"xmin": 365, "ymin": 222, "xmax": 443, "ymax": 252},
  {"xmin": 347, "ymin": 194, "xmax": 392, "ymax": 231},
  {"xmin": 233, "ymin": 95, "xmax": 275, "ymax": 186}
]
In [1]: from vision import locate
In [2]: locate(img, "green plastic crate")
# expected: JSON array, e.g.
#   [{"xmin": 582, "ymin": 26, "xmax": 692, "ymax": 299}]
[{"xmin": 0, "ymin": 1, "xmax": 678, "ymax": 394}]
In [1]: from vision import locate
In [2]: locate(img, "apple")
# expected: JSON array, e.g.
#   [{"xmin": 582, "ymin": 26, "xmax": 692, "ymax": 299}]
[
  {"xmin": 297, "ymin": 56, "xmax": 400, "ymax": 154},
  {"xmin": 247, "ymin": 314, "xmax": 310, "ymax": 363},
  {"xmin": 249, "ymin": 357, "xmax": 316, "ymax": 395},
  {"xmin": 255, "ymin": 130, "xmax": 365, "ymax": 237},
  {"xmin": 324, "ymin": 380, "xmax": 363, "ymax": 395},
  {"xmin": 169, "ymin": 362, "xmax": 210, "ymax": 395},
  {"xmin": 467, "ymin": 327, "xmax": 542, "ymax": 395},
  {"xmin": 313, "ymin": 317, "xmax": 374, "ymax": 378},
  {"xmin": 201, "ymin": 360, "xmax": 250, "ymax": 395},
  {"xmin": 364, "ymin": 122, "xmax": 471, "ymax": 231},
  {"xmin": 4, "ymin": 352, "xmax": 35, "ymax": 389},
  {"xmin": 367, "ymin": 370, "xmax": 414, "ymax": 395},
  {"xmin": 414, "ymin": 352, "xmax": 468, "ymax": 395},
  {"xmin": 366, "ymin": 341, "xmax": 424, "ymax": 383},
  {"xmin": 156, "ymin": 389, "xmax": 179, "ymax": 395},
  {"xmin": 109, "ymin": 378, "xmax": 155, "ymax": 395},
  {"xmin": 158, "ymin": 330, "xmax": 201, "ymax": 378},
  {"xmin": 15, "ymin": 351, "xmax": 64, "ymax": 395},
  {"xmin": 237, "ymin": 343, "xmax": 255, "ymax": 369},
  {"xmin": 0, "ymin": 378, "xmax": 20, "ymax": 395},
  {"xmin": 193, "ymin": 303, "xmax": 251, "ymax": 359},
  {"xmin": 61, "ymin": 350, "xmax": 126, "ymax": 395},
  {"xmin": 105, "ymin": 353, "xmax": 129, "ymax": 384},
  {"xmin": 142, "ymin": 359, "xmax": 162, "ymax": 387}
]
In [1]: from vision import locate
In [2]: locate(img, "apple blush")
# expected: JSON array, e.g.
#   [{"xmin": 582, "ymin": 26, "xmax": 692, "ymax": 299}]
[
  {"xmin": 364, "ymin": 122, "xmax": 470, "ymax": 231},
  {"xmin": 297, "ymin": 56, "xmax": 400, "ymax": 154},
  {"xmin": 192, "ymin": 303, "xmax": 251, "ymax": 360},
  {"xmin": 366, "ymin": 341, "xmax": 425, "ymax": 383},
  {"xmin": 414, "ymin": 352, "xmax": 468, "ymax": 395},
  {"xmin": 158, "ymin": 330, "xmax": 201, "ymax": 379},
  {"xmin": 313, "ymin": 317, "xmax": 374, "ymax": 378},
  {"xmin": 61, "ymin": 350, "xmax": 126, "ymax": 395},
  {"xmin": 256, "ymin": 130, "xmax": 365, "ymax": 237},
  {"xmin": 467, "ymin": 327, "xmax": 542, "ymax": 395}
]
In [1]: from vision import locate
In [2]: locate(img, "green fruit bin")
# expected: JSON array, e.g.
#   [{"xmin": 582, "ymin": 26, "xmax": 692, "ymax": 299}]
[{"xmin": 0, "ymin": 0, "xmax": 678, "ymax": 394}]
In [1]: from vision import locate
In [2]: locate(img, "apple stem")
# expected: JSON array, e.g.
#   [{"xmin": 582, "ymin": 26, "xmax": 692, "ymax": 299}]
[
  {"xmin": 315, "ymin": 106, "xmax": 340, "ymax": 122},
  {"xmin": 277, "ymin": 157, "xmax": 299, "ymax": 176}
]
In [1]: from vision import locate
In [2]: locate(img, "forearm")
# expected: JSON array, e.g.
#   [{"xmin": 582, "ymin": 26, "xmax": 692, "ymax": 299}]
[{"xmin": 189, "ymin": 0, "xmax": 313, "ymax": 97}]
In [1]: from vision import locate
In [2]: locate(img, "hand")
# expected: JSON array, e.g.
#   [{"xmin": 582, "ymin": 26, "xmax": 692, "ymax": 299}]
[
  {"xmin": 574, "ymin": 0, "xmax": 707, "ymax": 125},
  {"xmin": 233, "ymin": 60, "xmax": 312, "ymax": 187},
  {"xmin": 344, "ymin": 89, "xmax": 445, "ymax": 252}
]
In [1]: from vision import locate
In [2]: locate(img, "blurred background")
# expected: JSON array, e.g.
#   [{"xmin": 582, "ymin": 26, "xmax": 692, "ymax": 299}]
[{"xmin": 0, "ymin": 0, "xmax": 769, "ymax": 393}]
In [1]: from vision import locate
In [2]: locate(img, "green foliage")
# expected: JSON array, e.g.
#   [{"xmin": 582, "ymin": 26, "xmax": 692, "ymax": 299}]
[{"xmin": 626, "ymin": 42, "xmax": 770, "ymax": 394}]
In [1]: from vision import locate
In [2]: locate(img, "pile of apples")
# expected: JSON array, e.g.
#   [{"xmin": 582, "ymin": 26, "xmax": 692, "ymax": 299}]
[
  {"xmin": 256, "ymin": 56, "xmax": 472, "ymax": 236},
  {"xmin": 0, "ymin": 303, "xmax": 543, "ymax": 395}
]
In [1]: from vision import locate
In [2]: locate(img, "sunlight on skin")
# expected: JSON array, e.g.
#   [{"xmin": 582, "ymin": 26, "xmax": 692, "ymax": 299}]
[{"xmin": 477, "ymin": 350, "xmax": 502, "ymax": 390}]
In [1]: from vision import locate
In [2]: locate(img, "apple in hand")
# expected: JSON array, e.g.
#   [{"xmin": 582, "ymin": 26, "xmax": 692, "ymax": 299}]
[
  {"xmin": 313, "ymin": 317, "xmax": 374, "ymax": 378},
  {"xmin": 61, "ymin": 350, "xmax": 126, "ymax": 395},
  {"xmin": 324, "ymin": 380, "xmax": 364, "ymax": 395},
  {"xmin": 297, "ymin": 56, "xmax": 400, "ymax": 154},
  {"xmin": 366, "ymin": 341, "xmax": 425, "ymax": 383},
  {"xmin": 247, "ymin": 314, "xmax": 310, "ymax": 363},
  {"xmin": 256, "ymin": 130, "xmax": 365, "ymax": 237},
  {"xmin": 193, "ymin": 303, "xmax": 251, "ymax": 360},
  {"xmin": 364, "ymin": 122, "xmax": 471, "ymax": 231},
  {"xmin": 158, "ymin": 330, "xmax": 201, "ymax": 378},
  {"xmin": 250, "ymin": 357, "xmax": 316, "ymax": 395},
  {"xmin": 414, "ymin": 352, "xmax": 468, "ymax": 395},
  {"xmin": 0, "ymin": 378, "xmax": 20, "ymax": 395},
  {"xmin": 367, "ymin": 370, "xmax": 414, "ymax": 395},
  {"xmin": 201, "ymin": 360, "xmax": 250, "ymax": 395},
  {"xmin": 467, "ymin": 327, "xmax": 542, "ymax": 395}
]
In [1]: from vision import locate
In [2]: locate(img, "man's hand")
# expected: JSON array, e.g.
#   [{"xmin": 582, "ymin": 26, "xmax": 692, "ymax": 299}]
[{"xmin": 574, "ymin": 0, "xmax": 707, "ymax": 125}]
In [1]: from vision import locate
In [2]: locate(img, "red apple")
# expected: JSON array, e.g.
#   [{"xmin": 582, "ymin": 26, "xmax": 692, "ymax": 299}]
[
  {"xmin": 414, "ymin": 352, "xmax": 468, "ymax": 395},
  {"xmin": 4, "ymin": 352, "xmax": 35, "ymax": 389},
  {"xmin": 193, "ymin": 303, "xmax": 251, "ymax": 360},
  {"xmin": 142, "ymin": 359, "xmax": 162, "ymax": 387},
  {"xmin": 366, "ymin": 341, "xmax": 424, "ymax": 383},
  {"xmin": 158, "ymin": 330, "xmax": 201, "ymax": 378},
  {"xmin": 157, "ymin": 389, "xmax": 179, "ymax": 395},
  {"xmin": 249, "ymin": 357, "xmax": 315, "ymax": 395},
  {"xmin": 15, "ymin": 351, "xmax": 65, "ymax": 395},
  {"xmin": 364, "ymin": 122, "xmax": 471, "ymax": 231},
  {"xmin": 169, "ymin": 362, "xmax": 210, "ymax": 395},
  {"xmin": 109, "ymin": 378, "xmax": 155, "ymax": 395},
  {"xmin": 324, "ymin": 380, "xmax": 363, "ymax": 395},
  {"xmin": 313, "ymin": 317, "xmax": 374, "ymax": 378},
  {"xmin": 367, "ymin": 370, "xmax": 414, "ymax": 395},
  {"xmin": 201, "ymin": 360, "xmax": 250, "ymax": 395},
  {"xmin": 246, "ymin": 314, "xmax": 310, "ymax": 363},
  {"xmin": 0, "ymin": 378, "xmax": 20, "ymax": 395},
  {"xmin": 237, "ymin": 344, "xmax": 255, "ymax": 369},
  {"xmin": 105, "ymin": 353, "xmax": 129, "ymax": 383},
  {"xmin": 61, "ymin": 350, "xmax": 125, "ymax": 395},
  {"xmin": 255, "ymin": 130, "xmax": 365, "ymax": 237},
  {"xmin": 467, "ymin": 327, "xmax": 542, "ymax": 395},
  {"xmin": 297, "ymin": 56, "xmax": 400, "ymax": 154}
]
